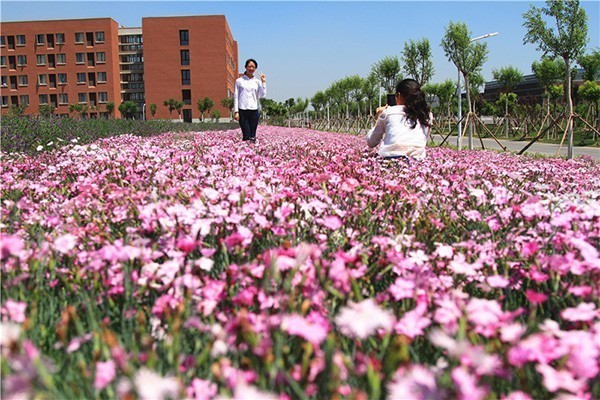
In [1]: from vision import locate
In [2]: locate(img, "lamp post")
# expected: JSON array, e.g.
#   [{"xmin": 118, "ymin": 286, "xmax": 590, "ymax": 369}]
[
  {"xmin": 456, "ymin": 32, "xmax": 498, "ymax": 149},
  {"xmin": 142, "ymin": 103, "xmax": 146, "ymax": 121}
]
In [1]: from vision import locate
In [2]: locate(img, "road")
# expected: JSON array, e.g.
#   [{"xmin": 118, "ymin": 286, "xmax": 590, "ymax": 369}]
[{"xmin": 429, "ymin": 133, "xmax": 599, "ymax": 160}]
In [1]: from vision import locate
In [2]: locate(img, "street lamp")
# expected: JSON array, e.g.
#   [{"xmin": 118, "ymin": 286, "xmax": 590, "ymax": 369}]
[
  {"xmin": 456, "ymin": 32, "xmax": 498, "ymax": 149},
  {"xmin": 142, "ymin": 103, "xmax": 146, "ymax": 121}
]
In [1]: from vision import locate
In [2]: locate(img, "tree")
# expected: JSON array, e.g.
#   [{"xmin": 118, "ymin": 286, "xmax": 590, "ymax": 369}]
[
  {"xmin": 310, "ymin": 91, "xmax": 327, "ymax": 117},
  {"xmin": 68, "ymin": 104, "xmax": 85, "ymax": 119},
  {"xmin": 163, "ymin": 98, "xmax": 178, "ymax": 119},
  {"xmin": 9, "ymin": 104, "xmax": 27, "ymax": 116},
  {"xmin": 197, "ymin": 97, "xmax": 214, "ymax": 121},
  {"xmin": 105, "ymin": 102, "xmax": 115, "ymax": 119},
  {"xmin": 441, "ymin": 21, "xmax": 489, "ymax": 148},
  {"xmin": 577, "ymin": 49, "xmax": 600, "ymax": 82},
  {"xmin": 402, "ymin": 38, "xmax": 435, "ymax": 87},
  {"xmin": 372, "ymin": 56, "xmax": 402, "ymax": 94},
  {"xmin": 361, "ymin": 73, "xmax": 380, "ymax": 116},
  {"xmin": 220, "ymin": 97, "xmax": 234, "ymax": 120},
  {"xmin": 118, "ymin": 101, "xmax": 139, "ymax": 119},
  {"xmin": 523, "ymin": 0, "xmax": 589, "ymax": 159},
  {"xmin": 149, "ymin": 104, "xmax": 157, "ymax": 118},
  {"xmin": 211, "ymin": 109, "xmax": 221, "ymax": 122},
  {"xmin": 492, "ymin": 66, "xmax": 524, "ymax": 136},
  {"xmin": 174, "ymin": 100, "xmax": 184, "ymax": 120},
  {"xmin": 577, "ymin": 81, "xmax": 599, "ymax": 135}
]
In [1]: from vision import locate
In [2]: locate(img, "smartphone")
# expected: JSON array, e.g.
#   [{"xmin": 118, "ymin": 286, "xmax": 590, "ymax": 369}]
[{"xmin": 386, "ymin": 93, "xmax": 396, "ymax": 106}]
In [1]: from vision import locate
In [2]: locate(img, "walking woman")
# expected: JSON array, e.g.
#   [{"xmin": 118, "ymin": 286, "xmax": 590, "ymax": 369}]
[
  {"xmin": 366, "ymin": 78, "xmax": 432, "ymax": 160},
  {"xmin": 234, "ymin": 59, "xmax": 267, "ymax": 143}
]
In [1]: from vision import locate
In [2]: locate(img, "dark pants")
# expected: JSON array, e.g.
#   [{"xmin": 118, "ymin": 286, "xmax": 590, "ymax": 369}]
[{"xmin": 239, "ymin": 109, "xmax": 259, "ymax": 141}]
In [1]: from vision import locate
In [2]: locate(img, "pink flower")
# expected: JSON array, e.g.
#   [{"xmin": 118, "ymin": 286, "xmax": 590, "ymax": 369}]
[
  {"xmin": 466, "ymin": 298, "xmax": 503, "ymax": 337},
  {"xmin": 320, "ymin": 215, "xmax": 343, "ymax": 230},
  {"xmin": 525, "ymin": 290, "xmax": 547, "ymax": 305},
  {"xmin": 2, "ymin": 299, "xmax": 27, "ymax": 323},
  {"xmin": 54, "ymin": 233, "xmax": 77, "ymax": 254},
  {"xmin": 561, "ymin": 302, "xmax": 597, "ymax": 322},
  {"xmin": 281, "ymin": 313, "xmax": 329, "ymax": 346},
  {"xmin": 186, "ymin": 378, "xmax": 217, "ymax": 400},
  {"xmin": 176, "ymin": 236, "xmax": 196, "ymax": 253},
  {"xmin": 335, "ymin": 299, "xmax": 394, "ymax": 339},
  {"xmin": 502, "ymin": 391, "xmax": 533, "ymax": 400},
  {"xmin": 94, "ymin": 360, "xmax": 116, "ymax": 390},
  {"xmin": 486, "ymin": 275, "xmax": 509, "ymax": 288},
  {"xmin": 451, "ymin": 367, "xmax": 487, "ymax": 400},
  {"xmin": 0, "ymin": 235, "xmax": 24, "ymax": 259},
  {"xmin": 536, "ymin": 364, "xmax": 586, "ymax": 394},
  {"xmin": 387, "ymin": 365, "xmax": 444, "ymax": 400},
  {"xmin": 389, "ymin": 277, "xmax": 415, "ymax": 300},
  {"xmin": 395, "ymin": 303, "xmax": 431, "ymax": 339}
]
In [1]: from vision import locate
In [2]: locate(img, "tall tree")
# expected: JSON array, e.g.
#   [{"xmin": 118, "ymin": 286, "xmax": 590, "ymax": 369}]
[
  {"xmin": 311, "ymin": 91, "xmax": 327, "ymax": 117},
  {"xmin": 361, "ymin": 73, "xmax": 380, "ymax": 116},
  {"xmin": 371, "ymin": 56, "xmax": 402, "ymax": 94},
  {"xmin": 163, "ymin": 98, "xmax": 178, "ymax": 119},
  {"xmin": 441, "ymin": 21, "xmax": 489, "ymax": 148},
  {"xmin": 492, "ymin": 66, "xmax": 524, "ymax": 136},
  {"xmin": 402, "ymin": 38, "xmax": 434, "ymax": 87},
  {"xmin": 523, "ymin": 0, "xmax": 589, "ymax": 159},
  {"xmin": 197, "ymin": 97, "xmax": 214, "ymax": 121},
  {"xmin": 220, "ymin": 97, "xmax": 234, "ymax": 120},
  {"xmin": 577, "ymin": 49, "xmax": 600, "ymax": 82}
]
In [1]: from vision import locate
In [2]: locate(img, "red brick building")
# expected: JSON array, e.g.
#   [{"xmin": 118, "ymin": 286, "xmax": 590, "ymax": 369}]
[
  {"xmin": 142, "ymin": 15, "xmax": 238, "ymax": 122},
  {"xmin": 1, "ymin": 15, "xmax": 238, "ymax": 120},
  {"xmin": 1, "ymin": 18, "xmax": 121, "ymax": 118}
]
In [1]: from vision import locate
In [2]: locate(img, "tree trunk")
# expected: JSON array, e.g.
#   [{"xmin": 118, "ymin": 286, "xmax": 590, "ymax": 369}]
[
  {"xmin": 464, "ymin": 73, "xmax": 474, "ymax": 150},
  {"xmin": 565, "ymin": 57, "xmax": 574, "ymax": 159}
]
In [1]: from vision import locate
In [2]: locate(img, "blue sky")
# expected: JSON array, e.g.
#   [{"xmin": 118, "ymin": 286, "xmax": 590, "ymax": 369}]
[{"xmin": 2, "ymin": 1, "xmax": 598, "ymax": 102}]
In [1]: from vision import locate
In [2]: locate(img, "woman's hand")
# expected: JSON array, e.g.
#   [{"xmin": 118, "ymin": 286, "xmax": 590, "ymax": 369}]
[
  {"xmin": 374, "ymin": 105, "xmax": 387, "ymax": 121},
  {"xmin": 234, "ymin": 112, "xmax": 239, "ymax": 121},
  {"xmin": 259, "ymin": 73, "xmax": 266, "ymax": 83}
]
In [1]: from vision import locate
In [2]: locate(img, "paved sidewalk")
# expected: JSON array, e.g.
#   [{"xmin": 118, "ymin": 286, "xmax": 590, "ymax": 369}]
[{"xmin": 429, "ymin": 134, "xmax": 599, "ymax": 160}]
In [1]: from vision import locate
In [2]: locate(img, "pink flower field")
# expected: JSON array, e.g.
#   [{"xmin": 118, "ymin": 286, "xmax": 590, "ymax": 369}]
[{"xmin": 1, "ymin": 126, "xmax": 599, "ymax": 399}]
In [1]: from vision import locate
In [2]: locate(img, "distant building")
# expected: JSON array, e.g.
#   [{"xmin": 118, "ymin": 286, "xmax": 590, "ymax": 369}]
[
  {"xmin": 483, "ymin": 68, "xmax": 596, "ymax": 105},
  {"xmin": 1, "ymin": 15, "xmax": 238, "ymax": 120}
]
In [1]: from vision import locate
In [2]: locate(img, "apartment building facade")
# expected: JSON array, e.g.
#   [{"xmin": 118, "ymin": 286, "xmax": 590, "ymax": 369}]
[
  {"xmin": 1, "ymin": 18, "xmax": 121, "ymax": 118},
  {"xmin": 1, "ymin": 15, "xmax": 238, "ymax": 120},
  {"xmin": 142, "ymin": 15, "xmax": 238, "ymax": 122}
]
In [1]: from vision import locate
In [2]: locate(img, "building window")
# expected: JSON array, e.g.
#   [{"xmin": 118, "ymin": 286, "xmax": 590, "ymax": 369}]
[
  {"xmin": 59, "ymin": 93, "xmax": 68, "ymax": 104},
  {"xmin": 0, "ymin": 36, "xmax": 4, "ymax": 47},
  {"xmin": 18, "ymin": 75, "xmax": 28, "ymax": 86},
  {"xmin": 1, "ymin": 76, "xmax": 6, "ymax": 87},
  {"xmin": 76, "ymin": 53, "xmax": 85, "ymax": 64},
  {"xmin": 9, "ymin": 76, "xmax": 17, "ymax": 90},
  {"xmin": 179, "ymin": 30, "xmax": 189, "ymax": 46},
  {"xmin": 49, "ymin": 74, "xmax": 56, "ymax": 88},
  {"xmin": 87, "ymin": 53, "xmax": 95, "ymax": 67},
  {"xmin": 98, "ymin": 92, "xmax": 108, "ymax": 103},
  {"xmin": 75, "ymin": 32, "xmax": 84, "ymax": 44},
  {"xmin": 58, "ymin": 73, "xmax": 67, "ymax": 85},
  {"xmin": 36, "ymin": 34, "xmax": 45, "ymax": 45},
  {"xmin": 96, "ymin": 52, "xmax": 106, "ymax": 63},
  {"xmin": 0, "ymin": 56, "xmax": 6, "ymax": 67},
  {"xmin": 181, "ymin": 70, "xmax": 190, "ymax": 85},
  {"xmin": 38, "ymin": 74, "xmax": 47, "ymax": 85},
  {"xmin": 182, "ymin": 89, "xmax": 191, "ymax": 105},
  {"xmin": 46, "ymin": 34, "xmax": 54, "ymax": 48},
  {"xmin": 57, "ymin": 53, "xmax": 66, "ymax": 64},
  {"xmin": 95, "ymin": 32, "xmax": 105, "ymax": 43},
  {"xmin": 78, "ymin": 93, "xmax": 87, "ymax": 103},
  {"xmin": 20, "ymin": 95, "xmax": 29, "ymax": 106},
  {"xmin": 37, "ymin": 54, "xmax": 46, "ymax": 66},
  {"xmin": 181, "ymin": 50, "xmax": 190, "ymax": 66},
  {"xmin": 97, "ymin": 71, "xmax": 107, "ymax": 83},
  {"xmin": 88, "ymin": 72, "xmax": 96, "ymax": 86},
  {"xmin": 16, "ymin": 35, "xmax": 26, "ymax": 46},
  {"xmin": 86, "ymin": 32, "xmax": 94, "ymax": 46},
  {"xmin": 47, "ymin": 54, "xmax": 56, "ymax": 68},
  {"xmin": 1, "ymin": 96, "xmax": 9, "ymax": 107},
  {"xmin": 56, "ymin": 33, "xmax": 65, "ymax": 44},
  {"xmin": 39, "ymin": 94, "xmax": 48, "ymax": 105},
  {"xmin": 77, "ymin": 72, "xmax": 86, "ymax": 84},
  {"xmin": 16, "ymin": 55, "xmax": 26, "ymax": 67}
]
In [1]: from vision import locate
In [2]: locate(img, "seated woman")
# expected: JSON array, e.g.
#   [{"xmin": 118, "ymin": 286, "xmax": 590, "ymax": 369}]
[{"xmin": 366, "ymin": 78, "xmax": 432, "ymax": 160}]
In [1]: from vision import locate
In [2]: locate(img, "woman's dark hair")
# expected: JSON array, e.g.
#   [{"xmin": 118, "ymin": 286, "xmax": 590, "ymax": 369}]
[
  {"xmin": 396, "ymin": 79, "xmax": 431, "ymax": 129},
  {"xmin": 245, "ymin": 59, "xmax": 258, "ymax": 68}
]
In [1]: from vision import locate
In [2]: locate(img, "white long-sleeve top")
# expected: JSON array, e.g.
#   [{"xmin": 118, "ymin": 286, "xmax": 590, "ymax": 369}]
[
  {"xmin": 366, "ymin": 105, "xmax": 431, "ymax": 159},
  {"xmin": 233, "ymin": 74, "xmax": 267, "ymax": 112}
]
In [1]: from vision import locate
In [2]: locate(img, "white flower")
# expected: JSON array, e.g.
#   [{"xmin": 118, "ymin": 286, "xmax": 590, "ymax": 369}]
[
  {"xmin": 335, "ymin": 299, "xmax": 394, "ymax": 339},
  {"xmin": 134, "ymin": 368, "xmax": 180, "ymax": 400},
  {"xmin": 36, "ymin": 145, "xmax": 44, "ymax": 151}
]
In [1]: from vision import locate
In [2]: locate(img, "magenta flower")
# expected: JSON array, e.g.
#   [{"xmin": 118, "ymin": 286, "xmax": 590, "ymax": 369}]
[
  {"xmin": 0, "ymin": 235, "xmax": 24, "ymax": 260},
  {"xmin": 281, "ymin": 313, "xmax": 329, "ymax": 346},
  {"xmin": 53, "ymin": 233, "xmax": 77, "ymax": 254},
  {"xmin": 561, "ymin": 303, "xmax": 598, "ymax": 322},
  {"xmin": 319, "ymin": 215, "xmax": 343, "ymax": 230},
  {"xmin": 2, "ymin": 299, "xmax": 27, "ymax": 323}
]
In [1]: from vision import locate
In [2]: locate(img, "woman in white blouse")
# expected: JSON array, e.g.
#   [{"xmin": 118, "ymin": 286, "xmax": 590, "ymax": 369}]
[
  {"xmin": 234, "ymin": 59, "xmax": 267, "ymax": 143},
  {"xmin": 366, "ymin": 78, "xmax": 432, "ymax": 161}
]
